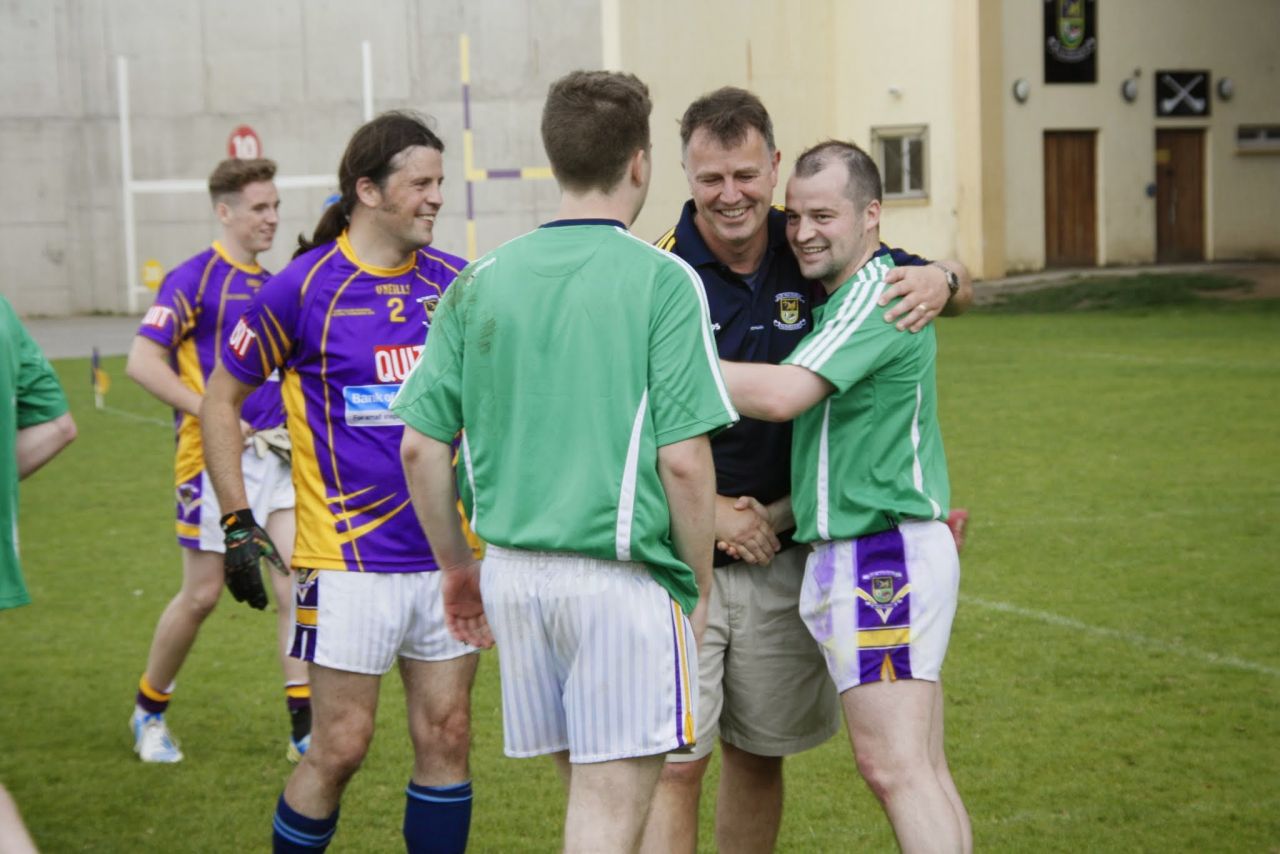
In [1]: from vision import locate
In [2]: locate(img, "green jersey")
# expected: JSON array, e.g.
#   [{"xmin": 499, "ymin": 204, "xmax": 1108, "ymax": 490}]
[
  {"xmin": 782, "ymin": 255, "xmax": 949, "ymax": 542},
  {"xmin": 0, "ymin": 297, "xmax": 70, "ymax": 610},
  {"xmin": 392, "ymin": 219, "xmax": 738, "ymax": 613}
]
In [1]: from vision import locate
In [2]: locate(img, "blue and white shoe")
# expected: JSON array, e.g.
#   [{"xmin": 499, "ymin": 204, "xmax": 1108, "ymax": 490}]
[
  {"xmin": 287, "ymin": 733, "xmax": 311, "ymax": 764},
  {"xmin": 131, "ymin": 709, "xmax": 183, "ymax": 763}
]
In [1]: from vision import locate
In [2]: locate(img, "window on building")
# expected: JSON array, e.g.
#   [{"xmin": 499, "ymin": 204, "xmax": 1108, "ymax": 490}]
[
  {"xmin": 872, "ymin": 126, "xmax": 928, "ymax": 199},
  {"xmin": 1236, "ymin": 125, "xmax": 1280, "ymax": 153}
]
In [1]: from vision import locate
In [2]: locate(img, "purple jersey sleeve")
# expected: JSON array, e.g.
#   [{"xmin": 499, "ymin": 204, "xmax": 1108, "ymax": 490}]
[
  {"xmin": 137, "ymin": 253, "xmax": 207, "ymax": 349},
  {"xmin": 223, "ymin": 271, "xmax": 302, "ymax": 387}
]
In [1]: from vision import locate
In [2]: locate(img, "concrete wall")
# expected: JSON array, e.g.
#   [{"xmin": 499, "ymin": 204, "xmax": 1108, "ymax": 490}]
[
  {"xmin": 0, "ymin": 0, "xmax": 599, "ymax": 316},
  {"xmin": 1000, "ymin": 0, "xmax": 1280, "ymax": 271},
  {"xmin": 4, "ymin": 1, "xmax": 1277, "ymax": 317}
]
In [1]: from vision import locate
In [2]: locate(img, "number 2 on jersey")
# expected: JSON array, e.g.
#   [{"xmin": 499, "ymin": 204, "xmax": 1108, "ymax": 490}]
[{"xmin": 387, "ymin": 297, "xmax": 405, "ymax": 323}]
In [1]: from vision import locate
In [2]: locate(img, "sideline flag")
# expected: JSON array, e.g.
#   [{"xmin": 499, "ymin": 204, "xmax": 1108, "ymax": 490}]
[{"xmin": 91, "ymin": 347, "xmax": 110, "ymax": 409}]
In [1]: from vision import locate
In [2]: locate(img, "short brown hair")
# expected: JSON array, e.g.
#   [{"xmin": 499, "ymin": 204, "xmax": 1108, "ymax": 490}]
[
  {"xmin": 541, "ymin": 70, "xmax": 652, "ymax": 194},
  {"xmin": 679, "ymin": 87, "xmax": 776, "ymax": 154},
  {"xmin": 793, "ymin": 140, "xmax": 882, "ymax": 208},
  {"xmin": 207, "ymin": 158, "xmax": 277, "ymax": 202}
]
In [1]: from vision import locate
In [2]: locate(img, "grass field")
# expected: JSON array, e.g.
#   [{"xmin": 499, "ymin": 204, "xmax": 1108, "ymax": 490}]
[{"xmin": 2, "ymin": 279, "xmax": 1278, "ymax": 852}]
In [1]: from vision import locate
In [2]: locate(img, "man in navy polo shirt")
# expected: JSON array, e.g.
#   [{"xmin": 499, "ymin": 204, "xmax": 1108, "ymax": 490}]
[{"xmin": 641, "ymin": 87, "xmax": 973, "ymax": 854}]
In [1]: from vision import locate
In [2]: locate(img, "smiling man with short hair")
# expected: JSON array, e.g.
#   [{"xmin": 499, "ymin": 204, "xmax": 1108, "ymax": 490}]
[{"xmin": 718, "ymin": 139, "xmax": 970, "ymax": 854}]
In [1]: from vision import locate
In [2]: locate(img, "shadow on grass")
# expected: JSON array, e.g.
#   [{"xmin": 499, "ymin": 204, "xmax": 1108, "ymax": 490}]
[{"xmin": 979, "ymin": 274, "xmax": 1277, "ymax": 314}]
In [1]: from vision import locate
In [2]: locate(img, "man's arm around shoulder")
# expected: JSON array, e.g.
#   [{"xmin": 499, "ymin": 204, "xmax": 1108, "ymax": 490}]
[{"xmin": 880, "ymin": 259, "xmax": 974, "ymax": 332}]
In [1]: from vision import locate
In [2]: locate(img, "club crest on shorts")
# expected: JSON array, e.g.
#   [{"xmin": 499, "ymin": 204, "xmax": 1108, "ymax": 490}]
[
  {"xmin": 175, "ymin": 483, "xmax": 200, "ymax": 514},
  {"xmin": 774, "ymin": 292, "xmax": 806, "ymax": 331},
  {"xmin": 857, "ymin": 572, "xmax": 911, "ymax": 624},
  {"xmin": 296, "ymin": 570, "xmax": 320, "ymax": 602}
]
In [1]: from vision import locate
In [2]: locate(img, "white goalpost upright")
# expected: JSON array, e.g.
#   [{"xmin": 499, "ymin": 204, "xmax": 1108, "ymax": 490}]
[{"xmin": 116, "ymin": 41, "xmax": 376, "ymax": 314}]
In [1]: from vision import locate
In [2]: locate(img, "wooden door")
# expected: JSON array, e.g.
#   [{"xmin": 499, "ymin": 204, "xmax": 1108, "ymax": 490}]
[
  {"xmin": 1044, "ymin": 131, "xmax": 1098, "ymax": 267},
  {"xmin": 1155, "ymin": 129, "xmax": 1205, "ymax": 262}
]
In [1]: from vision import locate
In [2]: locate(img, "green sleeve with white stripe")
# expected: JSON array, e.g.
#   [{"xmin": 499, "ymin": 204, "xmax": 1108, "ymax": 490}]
[
  {"xmin": 648, "ymin": 261, "xmax": 739, "ymax": 447},
  {"xmin": 783, "ymin": 286, "xmax": 908, "ymax": 394}
]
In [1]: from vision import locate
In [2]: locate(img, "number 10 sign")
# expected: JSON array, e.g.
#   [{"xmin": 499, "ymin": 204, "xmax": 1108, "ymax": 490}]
[{"xmin": 227, "ymin": 125, "xmax": 262, "ymax": 159}]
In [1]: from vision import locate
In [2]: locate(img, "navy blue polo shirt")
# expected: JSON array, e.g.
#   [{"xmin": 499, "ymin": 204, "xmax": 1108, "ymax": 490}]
[{"xmin": 656, "ymin": 201, "xmax": 929, "ymax": 564}]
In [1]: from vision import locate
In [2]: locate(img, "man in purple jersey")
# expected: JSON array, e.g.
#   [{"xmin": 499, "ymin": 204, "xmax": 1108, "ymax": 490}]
[
  {"xmin": 126, "ymin": 158, "xmax": 310, "ymax": 765},
  {"xmin": 201, "ymin": 112, "xmax": 477, "ymax": 854}
]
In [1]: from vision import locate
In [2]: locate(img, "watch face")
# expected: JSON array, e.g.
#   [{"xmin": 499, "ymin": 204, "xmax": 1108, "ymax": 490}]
[{"xmin": 943, "ymin": 268, "xmax": 959, "ymax": 293}]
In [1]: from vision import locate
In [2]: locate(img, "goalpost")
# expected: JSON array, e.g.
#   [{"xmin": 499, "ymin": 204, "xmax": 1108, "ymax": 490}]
[{"xmin": 115, "ymin": 42, "xmax": 376, "ymax": 314}]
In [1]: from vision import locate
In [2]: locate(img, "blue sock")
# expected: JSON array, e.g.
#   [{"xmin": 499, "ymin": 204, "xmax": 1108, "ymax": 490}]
[
  {"xmin": 403, "ymin": 780, "xmax": 472, "ymax": 854},
  {"xmin": 272, "ymin": 795, "xmax": 339, "ymax": 853}
]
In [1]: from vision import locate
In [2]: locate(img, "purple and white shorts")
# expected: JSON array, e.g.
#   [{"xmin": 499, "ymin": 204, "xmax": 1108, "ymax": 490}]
[{"xmin": 799, "ymin": 520, "xmax": 959, "ymax": 693}]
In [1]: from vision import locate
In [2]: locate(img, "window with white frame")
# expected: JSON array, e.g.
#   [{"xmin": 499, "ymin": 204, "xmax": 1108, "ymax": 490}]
[
  {"xmin": 871, "ymin": 126, "xmax": 928, "ymax": 199},
  {"xmin": 1236, "ymin": 125, "xmax": 1280, "ymax": 153}
]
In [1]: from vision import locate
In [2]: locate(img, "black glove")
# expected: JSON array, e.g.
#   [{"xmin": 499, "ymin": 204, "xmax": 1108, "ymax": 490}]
[{"xmin": 220, "ymin": 509, "xmax": 285, "ymax": 610}]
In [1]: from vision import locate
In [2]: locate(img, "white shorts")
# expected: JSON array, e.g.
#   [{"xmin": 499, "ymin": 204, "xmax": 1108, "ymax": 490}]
[
  {"xmin": 800, "ymin": 520, "xmax": 959, "ymax": 693},
  {"xmin": 289, "ymin": 569, "xmax": 475, "ymax": 675},
  {"xmin": 481, "ymin": 546, "xmax": 698, "ymax": 764},
  {"xmin": 194, "ymin": 448, "xmax": 294, "ymax": 552}
]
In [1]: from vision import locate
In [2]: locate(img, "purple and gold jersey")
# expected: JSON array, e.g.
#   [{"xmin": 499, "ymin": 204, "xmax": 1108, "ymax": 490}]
[
  {"xmin": 137, "ymin": 242, "xmax": 285, "ymax": 545},
  {"xmin": 222, "ymin": 232, "xmax": 465, "ymax": 573}
]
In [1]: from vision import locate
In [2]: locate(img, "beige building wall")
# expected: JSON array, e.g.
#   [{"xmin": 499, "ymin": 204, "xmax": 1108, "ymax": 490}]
[
  {"xmin": 612, "ymin": 0, "xmax": 840, "ymax": 242},
  {"xmin": 831, "ymin": 1, "xmax": 965, "ymax": 267},
  {"xmin": 612, "ymin": 0, "xmax": 1002, "ymax": 275},
  {"xmin": 1001, "ymin": 0, "xmax": 1280, "ymax": 270}
]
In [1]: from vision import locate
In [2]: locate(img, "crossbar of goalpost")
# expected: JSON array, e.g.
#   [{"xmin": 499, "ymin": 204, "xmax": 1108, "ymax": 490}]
[{"xmin": 116, "ymin": 43, "xmax": 375, "ymax": 314}]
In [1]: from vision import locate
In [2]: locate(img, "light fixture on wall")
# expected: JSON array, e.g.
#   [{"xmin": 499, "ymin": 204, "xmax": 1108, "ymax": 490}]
[
  {"xmin": 1121, "ymin": 77, "xmax": 1139, "ymax": 103},
  {"xmin": 1218, "ymin": 77, "xmax": 1235, "ymax": 101},
  {"xmin": 1012, "ymin": 78, "xmax": 1030, "ymax": 104}
]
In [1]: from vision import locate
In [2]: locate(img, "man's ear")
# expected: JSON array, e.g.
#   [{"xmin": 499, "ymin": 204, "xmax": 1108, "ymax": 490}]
[
  {"xmin": 354, "ymin": 175, "xmax": 382, "ymax": 209},
  {"xmin": 630, "ymin": 147, "xmax": 648, "ymax": 187},
  {"xmin": 864, "ymin": 198, "xmax": 882, "ymax": 232},
  {"xmin": 214, "ymin": 200, "xmax": 233, "ymax": 226}
]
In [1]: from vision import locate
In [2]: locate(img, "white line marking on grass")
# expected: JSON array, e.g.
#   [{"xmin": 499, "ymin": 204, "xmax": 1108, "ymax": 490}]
[
  {"xmin": 958, "ymin": 345, "xmax": 1280, "ymax": 373},
  {"xmin": 1052, "ymin": 350, "xmax": 1280, "ymax": 371},
  {"xmin": 972, "ymin": 506, "xmax": 1276, "ymax": 529},
  {"xmin": 98, "ymin": 405, "xmax": 170, "ymax": 428},
  {"xmin": 963, "ymin": 595, "xmax": 1280, "ymax": 679}
]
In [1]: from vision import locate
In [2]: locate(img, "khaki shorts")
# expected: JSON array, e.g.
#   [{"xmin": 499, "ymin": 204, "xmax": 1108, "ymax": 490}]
[{"xmin": 669, "ymin": 545, "xmax": 841, "ymax": 762}]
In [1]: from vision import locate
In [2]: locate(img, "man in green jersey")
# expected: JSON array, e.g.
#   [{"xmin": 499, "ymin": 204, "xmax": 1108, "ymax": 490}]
[
  {"xmin": 720, "ymin": 141, "xmax": 970, "ymax": 854},
  {"xmin": 0, "ymin": 296, "xmax": 77, "ymax": 612},
  {"xmin": 0, "ymin": 296, "xmax": 77, "ymax": 854},
  {"xmin": 395, "ymin": 70, "xmax": 737, "ymax": 852}
]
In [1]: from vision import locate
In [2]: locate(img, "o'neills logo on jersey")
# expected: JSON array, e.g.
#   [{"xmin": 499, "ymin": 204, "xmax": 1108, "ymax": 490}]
[
  {"xmin": 228, "ymin": 318, "xmax": 258, "ymax": 360},
  {"xmin": 374, "ymin": 344, "xmax": 424, "ymax": 382},
  {"xmin": 143, "ymin": 305, "xmax": 174, "ymax": 329}
]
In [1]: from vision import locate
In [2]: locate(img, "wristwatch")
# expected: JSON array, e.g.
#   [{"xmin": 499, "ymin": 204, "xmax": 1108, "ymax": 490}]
[{"xmin": 935, "ymin": 263, "xmax": 959, "ymax": 301}]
